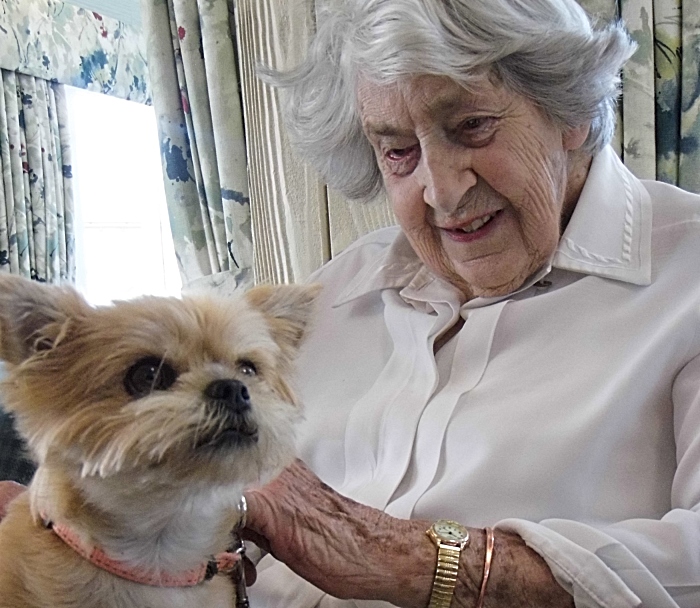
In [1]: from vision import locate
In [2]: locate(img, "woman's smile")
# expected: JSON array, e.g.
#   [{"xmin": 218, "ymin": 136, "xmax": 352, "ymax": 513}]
[{"xmin": 438, "ymin": 209, "xmax": 504, "ymax": 242}]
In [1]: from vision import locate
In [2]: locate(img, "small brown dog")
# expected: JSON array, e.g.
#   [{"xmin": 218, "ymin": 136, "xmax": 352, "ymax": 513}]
[{"xmin": 0, "ymin": 274, "xmax": 318, "ymax": 608}]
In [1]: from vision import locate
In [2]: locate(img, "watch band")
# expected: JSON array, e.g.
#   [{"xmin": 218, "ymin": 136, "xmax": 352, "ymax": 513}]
[
  {"xmin": 426, "ymin": 520, "xmax": 470, "ymax": 608},
  {"xmin": 427, "ymin": 543, "xmax": 461, "ymax": 608}
]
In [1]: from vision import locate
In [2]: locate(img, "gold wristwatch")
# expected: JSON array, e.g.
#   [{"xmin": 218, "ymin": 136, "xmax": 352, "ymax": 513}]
[{"xmin": 425, "ymin": 520, "xmax": 470, "ymax": 608}]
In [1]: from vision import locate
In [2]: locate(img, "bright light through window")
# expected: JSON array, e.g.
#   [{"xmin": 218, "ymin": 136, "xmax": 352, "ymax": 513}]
[{"xmin": 64, "ymin": 86, "xmax": 181, "ymax": 305}]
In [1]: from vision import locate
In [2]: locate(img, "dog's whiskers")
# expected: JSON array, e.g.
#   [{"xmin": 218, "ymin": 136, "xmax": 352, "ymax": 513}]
[{"xmin": 0, "ymin": 274, "xmax": 316, "ymax": 608}]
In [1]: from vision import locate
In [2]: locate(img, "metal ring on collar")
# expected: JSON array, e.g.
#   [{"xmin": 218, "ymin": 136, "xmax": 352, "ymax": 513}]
[{"xmin": 236, "ymin": 495, "xmax": 248, "ymax": 531}]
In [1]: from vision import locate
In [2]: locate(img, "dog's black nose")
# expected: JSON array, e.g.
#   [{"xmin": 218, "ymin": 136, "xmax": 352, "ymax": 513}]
[{"xmin": 205, "ymin": 379, "xmax": 251, "ymax": 412}]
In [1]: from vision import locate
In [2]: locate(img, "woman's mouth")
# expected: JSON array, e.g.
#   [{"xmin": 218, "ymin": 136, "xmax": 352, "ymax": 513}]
[{"xmin": 441, "ymin": 210, "xmax": 502, "ymax": 241}]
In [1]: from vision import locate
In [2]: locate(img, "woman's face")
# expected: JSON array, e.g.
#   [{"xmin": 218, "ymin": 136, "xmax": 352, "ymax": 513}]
[{"xmin": 358, "ymin": 75, "xmax": 590, "ymax": 299}]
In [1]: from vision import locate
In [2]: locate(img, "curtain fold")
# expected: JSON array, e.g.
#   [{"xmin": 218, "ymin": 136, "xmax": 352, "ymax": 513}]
[
  {"xmin": 581, "ymin": 0, "xmax": 700, "ymax": 190},
  {"xmin": 620, "ymin": 0, "xmax": 659, "ymax": 178},
  {"xmin": 0, "ymin": 71, "xmax": 74, "ymax": 283},
  {"xmin": 679, "ymin": 1, "xmax": 700, "ymax": 192},
  {"xmin": 141, "ymin": 0, "xmax": 253, "ymax": 292}
]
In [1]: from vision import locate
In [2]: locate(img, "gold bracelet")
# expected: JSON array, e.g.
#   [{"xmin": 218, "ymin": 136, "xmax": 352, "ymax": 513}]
[{"xmin": 475, "ymin": 528, "xmax": 494, "ymax": 608}]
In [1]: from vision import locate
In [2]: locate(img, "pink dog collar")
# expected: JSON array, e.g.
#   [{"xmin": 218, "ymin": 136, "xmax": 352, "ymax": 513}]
[{"xmin": 42, "ymin": 515, "xmax": 239, "ymax": 587}]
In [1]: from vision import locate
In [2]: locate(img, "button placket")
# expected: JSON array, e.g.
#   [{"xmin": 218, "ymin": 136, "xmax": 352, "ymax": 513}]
[
  {"xmin": 340, "ymin": 292, "xmax": 457, "ymax": 509},
  {"xmin": 386, "ymin": 300, "xmax": 510, "ymax": 518}
]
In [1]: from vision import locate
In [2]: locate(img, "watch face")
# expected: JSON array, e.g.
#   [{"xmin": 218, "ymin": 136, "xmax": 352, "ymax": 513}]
[{"xmin": 433, "ymin": 520, "xmax": 469, "ymax": 543}]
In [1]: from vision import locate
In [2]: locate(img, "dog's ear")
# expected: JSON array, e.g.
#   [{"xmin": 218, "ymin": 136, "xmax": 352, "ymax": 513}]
[
  {"xmin": 244, "ymin": 283, "xmax": 321, "ymax": 353},
  {"xmin": 0, "ymin": 274, "xmax": 90, "ymax": 365}
]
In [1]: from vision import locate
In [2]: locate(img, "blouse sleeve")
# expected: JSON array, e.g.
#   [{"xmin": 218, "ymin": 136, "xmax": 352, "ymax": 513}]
[{"xmin": 498, "ymin": 349, "xmax": 700, "ymax": 608}]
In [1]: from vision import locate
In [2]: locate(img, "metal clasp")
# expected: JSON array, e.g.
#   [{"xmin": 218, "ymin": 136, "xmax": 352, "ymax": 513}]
[{"xmin": 232, "ymin": 496, "xmax": 250, "ymax": 608}]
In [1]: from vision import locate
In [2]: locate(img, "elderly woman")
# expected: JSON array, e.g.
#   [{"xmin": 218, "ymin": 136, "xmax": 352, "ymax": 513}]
[
  {"xmin": 0, "ymin": 0, "xmax": 699, "ymax": 607},
  {"xmin": 236, "ymin": 0, "xmax": 700, "ymax": 607}
]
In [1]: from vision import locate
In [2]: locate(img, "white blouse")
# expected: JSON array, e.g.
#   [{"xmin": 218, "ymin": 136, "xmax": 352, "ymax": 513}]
[{"xmin": 249, "ymin": 146, "xmax": 700, "ymax": 608}]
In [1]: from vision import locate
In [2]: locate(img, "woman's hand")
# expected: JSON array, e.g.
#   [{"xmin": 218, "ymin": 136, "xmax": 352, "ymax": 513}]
[
  {"xmin": 0, "ymin": 480, "xmax": 25, "ymax": 520},
  {"xmin": 243, "ymin": 459, "xmax": 438, "ymax": 607},
  {"xmin": 243, "ymin": 460, "xmax": 575, "ymax": 608}
]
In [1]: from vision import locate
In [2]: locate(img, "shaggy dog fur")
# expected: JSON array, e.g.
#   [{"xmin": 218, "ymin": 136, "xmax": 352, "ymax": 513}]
[{"xmin": 0, "ymin": 275, "xmax": 318, "ymax": 608}]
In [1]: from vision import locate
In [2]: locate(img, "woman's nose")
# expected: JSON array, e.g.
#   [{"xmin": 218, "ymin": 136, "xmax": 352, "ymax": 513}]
[{"xmin": 416, "ymin": 144, "xmax": 476, "ymax": 213}]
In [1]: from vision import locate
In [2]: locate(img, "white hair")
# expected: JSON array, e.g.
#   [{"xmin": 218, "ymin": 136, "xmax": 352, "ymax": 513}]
[{"xmin": 261, "ymin": 0, "xmax": 637, "ymax": 201}]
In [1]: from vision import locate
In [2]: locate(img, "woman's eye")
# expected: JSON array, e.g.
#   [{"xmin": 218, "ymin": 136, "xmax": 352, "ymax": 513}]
[
  {"xmin": 463, "ymin": 117, "xmax": 488, "ymax": 130},
  {"xmin": 386, "ymin": 146, "xmax": 413, "ymax": 160},
  {"xmin": 124, "ymin": 357, "xmax": 178, "ymax": 397},
  {"xmin": 383, "ymin": 144, "xmax": 420, "ymax": 175},
  {"xmin": 458, "ymin": 116, "xmax": 497, "ymax": 145},
  {"xmin": 238, "ymin": 360, "xmax": 258, "ymax": 377}
]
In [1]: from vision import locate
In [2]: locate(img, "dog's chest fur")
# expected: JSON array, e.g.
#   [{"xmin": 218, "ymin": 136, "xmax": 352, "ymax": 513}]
[{"xmin": 0, "ymin": 494, "xmax": 237, "ymax": 608}]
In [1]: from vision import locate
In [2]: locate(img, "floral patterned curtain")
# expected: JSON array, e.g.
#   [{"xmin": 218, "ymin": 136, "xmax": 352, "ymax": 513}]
[
  {"xmin": 0, "ymin": 71, "xmax": 74, "ymax": 283},
  {"xmin": 141, "ymin": 0, "xmax": 253, "ymax": 293},
  {"xmin": 0, "ymin": 0, "xmax": 151, "ymax": 104},
  {"xmin": 581, "ymin": 0, "xmax": 700, "ymax": 192},
  {"xmin": 0, "ymin": 0, "xmax": 153, "ymax": 285}
]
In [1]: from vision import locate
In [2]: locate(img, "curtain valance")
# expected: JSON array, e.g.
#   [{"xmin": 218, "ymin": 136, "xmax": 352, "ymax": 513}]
[{"xmin": 0, "ymin": 0, "xmax": 150, "ymax": 104}]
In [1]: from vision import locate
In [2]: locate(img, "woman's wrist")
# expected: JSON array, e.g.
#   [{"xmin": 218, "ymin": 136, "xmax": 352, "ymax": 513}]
[
  {"xmin": 366, "ymin": 517, "xmax": 437, "ymax": 608},
  {"xmin": 351, "ymin": 516, "xmax": 481, "ymax": 608},
  {"xmin": 382, "ymin": 521, "xmax": 574, "ymax": 608},
  {"xmin": 453, "ymin": 529, "xmax": 575, "ymax": 608},
  {"xmin": 244, "ymin": 462, "xmax": 573, "ymax": 607},
  {"xmin": 452, "ymin": 527, "xmax": 492, "ymax": 608}
]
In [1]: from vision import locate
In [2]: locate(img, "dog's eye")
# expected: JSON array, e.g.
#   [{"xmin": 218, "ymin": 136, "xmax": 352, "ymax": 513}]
[
  {"xmin": 124, "ymin": 357, "xmax": 178, "ymax": 397},
  {"xmin": 238, "ymin": 360, "xmax": 257, "ymax": 377}
]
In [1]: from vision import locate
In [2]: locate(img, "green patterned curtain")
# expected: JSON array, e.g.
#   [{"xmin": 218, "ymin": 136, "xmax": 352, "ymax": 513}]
[
  {"xmin": 580, "ymin": 0, "xmax": 700, "ymax": 192},
  {"xmin": 0, "ymin": 72, "xmax": 74, "ymax": 283},
  {"xmin": 0, "ymin": 70, "xmax": 74, "ymax": 484},
  {"xmin": 141, "ymin": 0, "xmax": 253, "ymax": 294},
  {"xmin": 0, "ymin": 0, "xmax": 150, "ymax": 104},
  {"xmin": 0, "ymin": 0, "xmax": 153, "ymax": 284}
]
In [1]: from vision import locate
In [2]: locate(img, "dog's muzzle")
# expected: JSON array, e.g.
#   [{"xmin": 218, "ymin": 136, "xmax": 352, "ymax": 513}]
[{"xmin": 198, "ymin": 379, "xmax": 259, "ymax": 448}]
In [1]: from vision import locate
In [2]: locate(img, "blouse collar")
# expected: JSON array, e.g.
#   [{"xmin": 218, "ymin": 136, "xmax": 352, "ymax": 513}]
[{"xmin": 553, "ymin": 145, "xmax": 652, "ymax": 286}]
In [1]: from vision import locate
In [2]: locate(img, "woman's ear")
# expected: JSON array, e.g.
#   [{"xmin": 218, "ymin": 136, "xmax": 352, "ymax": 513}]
[{"xmin": 563, "ymin": 122, "xmax": 591, "ymax": 151}]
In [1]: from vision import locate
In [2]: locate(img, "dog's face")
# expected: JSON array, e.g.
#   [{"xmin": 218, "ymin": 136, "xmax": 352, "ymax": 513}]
[{"xmin": 0, "ymin": 275, "xmax": 318, "ymax": 489}]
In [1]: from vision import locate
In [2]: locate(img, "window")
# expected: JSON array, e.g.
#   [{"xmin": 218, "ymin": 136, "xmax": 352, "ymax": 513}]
[{"xmin": 64, "ymin": 86, "xmax": 181, "ymax": 305}]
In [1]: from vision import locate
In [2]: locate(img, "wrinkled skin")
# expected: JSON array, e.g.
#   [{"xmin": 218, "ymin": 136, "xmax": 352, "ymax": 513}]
[
  {"xmin": 243, "ymin": 461, "xmax": 436, "ymax": 605},
  {"xmin": 244, "ymin": 461, "xmax": 575, "ymax": 607},
  {"xmin": 359, "ymin": 74, "xmax": 591, "ymax": 300}
]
